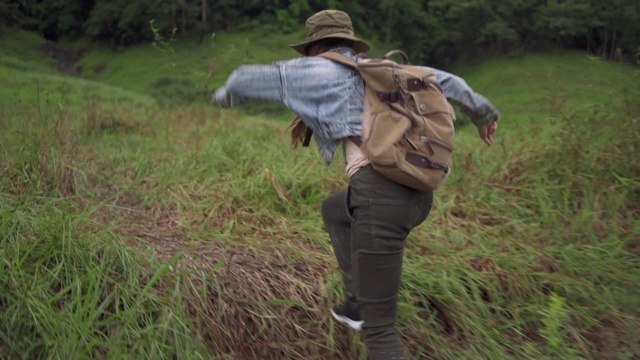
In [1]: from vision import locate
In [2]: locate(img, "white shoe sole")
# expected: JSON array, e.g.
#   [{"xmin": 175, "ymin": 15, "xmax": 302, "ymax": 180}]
[{"xmin": 331, "ymin": 309, "xmax": 364, "ymax": 331}]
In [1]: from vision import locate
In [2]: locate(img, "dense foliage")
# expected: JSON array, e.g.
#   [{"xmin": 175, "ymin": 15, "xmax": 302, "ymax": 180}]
[{"xmin": 1, "ymin": 0, "xmax": 639, "ymax": 66}]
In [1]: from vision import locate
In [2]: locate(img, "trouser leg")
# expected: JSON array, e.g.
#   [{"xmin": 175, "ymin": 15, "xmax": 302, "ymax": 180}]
[
  {"xmin": 349, "ymin": 166, "xmax": 433, "ymax": 360},
  {"xmin": 322, "ymin": 190, "xmax": 356, "ymax": 295}
]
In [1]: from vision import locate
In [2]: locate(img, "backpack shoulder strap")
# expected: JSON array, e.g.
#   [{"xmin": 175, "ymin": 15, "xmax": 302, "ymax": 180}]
[{"xmin": 317, "ymin": 51, "xmax": 358, "ymax": 68}]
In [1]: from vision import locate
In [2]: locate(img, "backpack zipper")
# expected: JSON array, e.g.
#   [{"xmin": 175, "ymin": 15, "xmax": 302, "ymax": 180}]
[{"xmin": 420, "ymin": 136, "xmax": 453, "ymax": 152}]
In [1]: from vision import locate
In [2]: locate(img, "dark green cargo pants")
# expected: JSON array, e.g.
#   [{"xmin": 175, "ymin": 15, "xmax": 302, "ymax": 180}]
[{"xmin": 322, "ymin": 165, "xmax": 433, "ymax": 360}]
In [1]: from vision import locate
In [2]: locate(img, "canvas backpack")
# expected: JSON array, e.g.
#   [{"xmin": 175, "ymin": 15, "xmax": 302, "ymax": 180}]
[{"xmin": 290, "ymin": 50, "xmax": 456, "ymax": 192}]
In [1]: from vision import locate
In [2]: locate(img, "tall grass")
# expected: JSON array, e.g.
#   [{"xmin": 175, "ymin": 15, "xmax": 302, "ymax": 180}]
[
  {"xmin": 399, "ymin": 95, "xmax": 640, "ymax": 359},
  {"xmin": 1, "ymin": 43, "xmax": 639, "ymax": 359},
  {"xmin": 0, "ymin": 102, "xmax": 216, "ymax": 359}
]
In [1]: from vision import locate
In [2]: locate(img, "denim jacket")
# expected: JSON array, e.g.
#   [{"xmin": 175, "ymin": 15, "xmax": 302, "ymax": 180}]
[{"xmin": 214, "ymin": 48, "xmax": 500, "ymax": 165}]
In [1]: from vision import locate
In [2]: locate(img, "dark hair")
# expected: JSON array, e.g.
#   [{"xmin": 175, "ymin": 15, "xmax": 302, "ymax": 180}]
[{"xmin": 306, "ymin": 38, "xmax": 354, "ymax": 53}]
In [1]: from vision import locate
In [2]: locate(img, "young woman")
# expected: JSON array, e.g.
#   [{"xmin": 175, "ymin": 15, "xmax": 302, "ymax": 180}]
[{"xmin": 213, "ymin": 9, "xmax": 500, "ymax": 360}]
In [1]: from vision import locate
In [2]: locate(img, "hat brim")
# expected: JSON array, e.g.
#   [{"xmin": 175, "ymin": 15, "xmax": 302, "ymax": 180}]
[{"xmin": 290, "ymin": 33, "xmax": 369, "ymax": 55}]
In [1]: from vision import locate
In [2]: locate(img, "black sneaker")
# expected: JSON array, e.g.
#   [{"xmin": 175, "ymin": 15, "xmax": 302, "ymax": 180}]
[{"xmin": 331, "ymin": 296, "xmax": 364, "ymax": 331}]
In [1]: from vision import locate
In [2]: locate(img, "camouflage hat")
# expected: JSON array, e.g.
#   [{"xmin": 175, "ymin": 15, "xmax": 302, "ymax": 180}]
[{"xmin": 290, "ymin": 10, "xmax": 370, "ymax": 55}]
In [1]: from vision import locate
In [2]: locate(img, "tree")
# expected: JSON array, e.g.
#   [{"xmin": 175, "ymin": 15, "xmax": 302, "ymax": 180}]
[
  {"xmin": 275, "ymin": 0, "xmax": 314, "ymax": 33},
  {"xmin": 1, "ymin": 0, "xmax": 638, "ymax": 63},
  {"xmin": 588, "ymin": 0, "xmax": 640, "ymax": 61},
  {"xmin": 535, "ymin": 0, "xmax": 593, "ymax": 48},
  {"xmin": 85, "ymin": 0, "xmax": 165, "ymax": 46}
]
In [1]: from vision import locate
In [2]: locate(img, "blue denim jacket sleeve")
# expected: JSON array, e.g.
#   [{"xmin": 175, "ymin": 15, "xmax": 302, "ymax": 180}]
[
  {"xmin": 214, "ymin": 50, "xmax": 364, "ymax": 165},
  {"xmin": 214, "ymin": 56, "xmax": 363, "ymax": 139},
  {"xmin": 213, "ymin": 64, "xmax": 284, "ymax": 106},
  {"xmin": 418, "ymin": 66, "xmax": 500, "ymax": 126}
]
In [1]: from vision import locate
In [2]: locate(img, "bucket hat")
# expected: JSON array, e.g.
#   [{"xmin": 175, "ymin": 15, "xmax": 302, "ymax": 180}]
[{"xmin": 290, "ymin": 10, "xmax": 370, "ymax": 55}]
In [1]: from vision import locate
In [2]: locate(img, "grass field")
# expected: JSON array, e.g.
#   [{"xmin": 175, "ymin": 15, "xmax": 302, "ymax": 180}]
[{"xmin": 1, "ymin": 29, "xmax": 639, "ymax": 359}]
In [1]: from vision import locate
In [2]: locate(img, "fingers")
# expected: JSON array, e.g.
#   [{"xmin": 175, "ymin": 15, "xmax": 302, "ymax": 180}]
[
  {"xmin": 482, "ymin": 122, "xmax": 498, "ymax": 146},
  {"xmin": 484, "ymin": 134, "xmax": 494, "ymax": 147},
  {"xmin": 482, "ymin": 132, "xmax": 493, "ymax": 146},
  {"xmin": 478, "ymin": 125, "xmax": 492, "ymax": 147}
]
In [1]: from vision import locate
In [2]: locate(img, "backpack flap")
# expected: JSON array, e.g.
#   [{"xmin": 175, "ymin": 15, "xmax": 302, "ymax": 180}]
[{"xmin": 399, "ymin": 68, "xmax": 455, "ymax": 190}]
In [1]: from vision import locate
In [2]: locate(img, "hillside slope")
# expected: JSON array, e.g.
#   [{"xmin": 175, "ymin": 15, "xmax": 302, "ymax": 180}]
[
  {"xmin": 3, "ymin": 28, "xmax": 638, "ymax": 118},
  {"xmin": 1, "ymin": 29, "xmax": 639, "ymax": 360},
  {"xmin": 0, "ymin": 29, "xmax": 155, "ymax": 108}
]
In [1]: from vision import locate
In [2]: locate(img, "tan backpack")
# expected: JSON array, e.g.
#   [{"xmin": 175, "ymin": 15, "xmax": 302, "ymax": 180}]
[{"xmin": 290, "ymin": 50, "xmax": 456, "ymax": 192}]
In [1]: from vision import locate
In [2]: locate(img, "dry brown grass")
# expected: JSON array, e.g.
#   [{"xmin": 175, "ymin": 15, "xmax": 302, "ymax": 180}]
[{"xmin": 87, "ymin": 190, "xmax": 362, "ymax": 359}]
